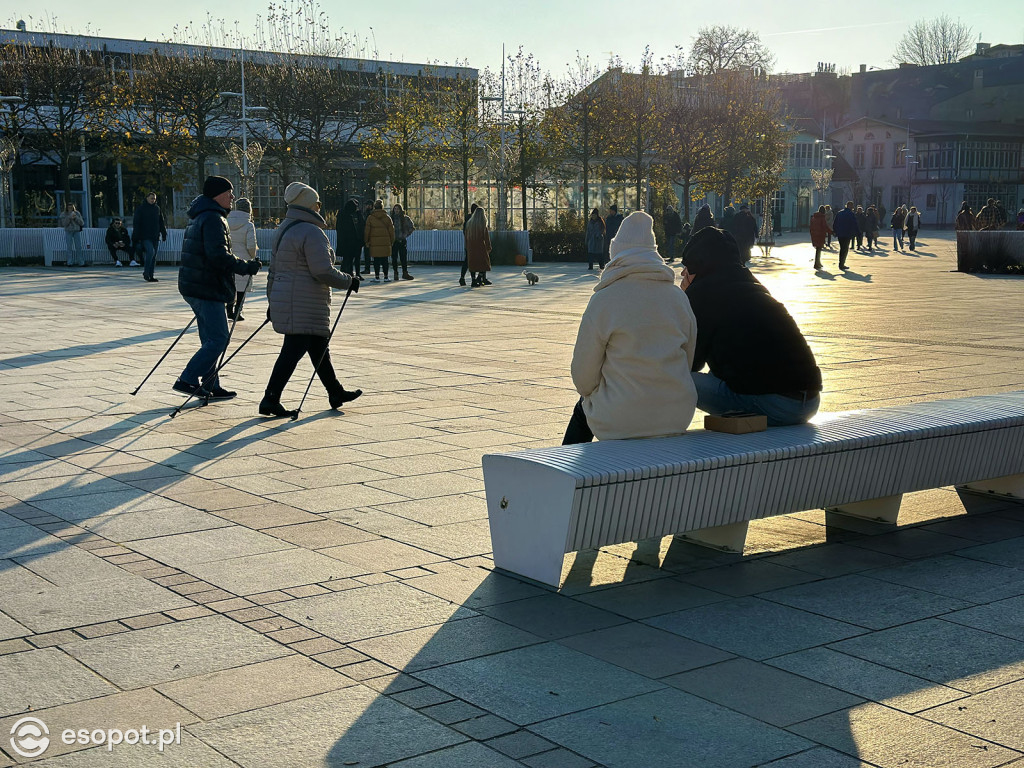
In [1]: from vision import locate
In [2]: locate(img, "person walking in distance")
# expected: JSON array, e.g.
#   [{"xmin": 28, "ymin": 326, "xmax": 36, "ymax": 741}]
[
  {"xmin": 361, "ymin": 200, "xmax": 375, "ymax": 274},
  {"xmin": 133, "ymin": 192, "xmax": 168, "ymax": 282},
  {"xmin": 809, "ymin": 205, "xmax": 833, "ymax": 271},
  {"xmin": 260, "ymin": 181, "xmax": 362, "ymax": 417},
  {"xmin": 832, "ymin": 201, "xmax": 859, "ymax": 271},
  {"xmin": 904, "ymin": 206, "xmax": 922, "ymax": 251},
  {"xmin": 890, "ymin": 205, "xmax": 906, "ymax": 250},
  {"xmin": 586, "ymin": 207, "xmax": 605, "ymax": 271},
  {"xmin": 336, "ymin": 199, "xmax": 365, "ymax": 277},
  {"xmin": 58, "ymin": 203, "xmax": 85, "ymax": 266},
  {"xmin": 662, "ymin": 203, "xmax": 682, "ymax": 262},
  {"xmin": 864, "ymin": 206, "xmax": 879, "ymax": 251},
  {"xmin": 226, "ymin": 198, "xmax": 258, "ymax": 321},
  {"xmin": 733, "ymin": 204, "xmax": 759, "ymax": 264},
  {"xmin": 364, "ymin": 200, "xmax": 395, "ymax": 282},
  {"xmin": 823, "ymin": 205, "xmax": 835, "ymax": 247},
  {"xmin": 692, "ymin": 203, "xmax": 714, "ymax": 234},
  {"xmin": 854, "ymin": 206, "xmax": 867, "ymax": 251},
  {"xmin": 174, "ymin": 176, "xmax": 261, "ymax": 400},
  {"xmin": 464, "ymin": 206, "xmax": 492, "ymax": 287},
  {"xmin": 389, "ymin": 203, "xmax": 416, "ymax": 280},
  {"xmin": 602, "ymin": 204, "xmax": 623, "ymax": 269},
  {"xmin": 459, "ymin": 203, "xmax": 479, "ymax": 286},
  {"xmin": 105, "ymin": 217, "xmax": 132, "ymax": 266}
]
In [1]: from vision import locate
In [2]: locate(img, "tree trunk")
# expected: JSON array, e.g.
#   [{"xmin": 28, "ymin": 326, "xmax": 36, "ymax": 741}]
[{"xmin": 682, "ymin": 179, "xmax": 692, "ymax": 223}]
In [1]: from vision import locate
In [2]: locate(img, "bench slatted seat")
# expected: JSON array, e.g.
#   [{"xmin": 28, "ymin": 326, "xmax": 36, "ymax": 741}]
[{"xmin": 482, "ymin": 392, "xmax": 1024, "ymax": 586}]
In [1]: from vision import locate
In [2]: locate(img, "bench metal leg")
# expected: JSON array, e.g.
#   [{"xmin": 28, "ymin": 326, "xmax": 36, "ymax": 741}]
[
  {"xmin": 683, "ymin": 521, "xmax": 749, "ymax": 552},
  {"xmin": 961, "ymin": 473, "xmax": 1024, "ymax": 500},
  {"xmin": 828, "ymin": 494, "xmax": 903, "ymax": 524}
]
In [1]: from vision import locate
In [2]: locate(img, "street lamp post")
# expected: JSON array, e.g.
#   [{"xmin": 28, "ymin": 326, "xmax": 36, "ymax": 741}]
[
  {"xmin": 481, "ymin": 46, "xmax": 507, "ymax": 231},
  {"xmin": 219, "ymin": 49, "xmax": 268, "ymax": 180},
  {"xmin": 906, "ymin": 157, "xmax": 918, "ymax": 208}
]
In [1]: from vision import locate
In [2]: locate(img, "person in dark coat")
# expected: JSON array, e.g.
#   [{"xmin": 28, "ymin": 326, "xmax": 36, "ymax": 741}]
[
  {"xmin": 585, "ymin": 208, "xmax": 605, "ymax": 270},
  {"xmin": 720, "ymin": 205, "xmax": 736, "ymax": 238},
  {"xmin": 174, "ymin": 176, "xmax": 261, "ymax": 400},
  {"xmin": 662, "ymin": 204, "xmax": 682, "ymax": 262},
  {"xmin": 105, "ymin": 217, "xmax": 132, "ymax": 266},
  {"xmin": 680, "ymin": 227, "xmax": 821, "ymax": 426},
  {"xmin": 361, "ymin": 201, "xmax": 375, "ymax": 274},
  {"xmin": 459, "ymin": 203, "xmax": 479, "ymax": 286},
  {"xmin": 335, "ymin": 199, "xmax": 364, "ymax": 277},
  {"xmin": 808, "ymin": 206, "xmax": 832, "ymax": 270},
  {"xmin": 772, "ymin": 207, "xmax": 782, "ymax": 236},
  {"xmin": 831, "ymin": 201, "xmax": 860, "ymax": 270},
  {"xmin": 854, "ymin": 206, "xmax": 867, "ymax": 250},
  {"xmin": 132, "ymin": 192, "xmax": 168, "ymax": 282},
  {"xmin": 733, "ymin": 204, "xmax": 759, "ymax": 262},
  {"xmin": 602, "ymin": 204, "xmax": 623, "ymax": 268},
  {"xmin": 693, "ymin": 203, "xmax": 714, "ymax": 234}
]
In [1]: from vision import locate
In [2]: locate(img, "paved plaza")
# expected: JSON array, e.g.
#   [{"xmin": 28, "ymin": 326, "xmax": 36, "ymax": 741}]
[{"xmin": 1, "ymin": 231, "xmax": 1024, "ymax": 767}]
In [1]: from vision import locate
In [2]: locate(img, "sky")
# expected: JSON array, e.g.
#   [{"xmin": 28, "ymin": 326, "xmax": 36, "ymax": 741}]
[{"xmin": 6, "ymin": 0, "xmax": 1024, "ymax": 79}]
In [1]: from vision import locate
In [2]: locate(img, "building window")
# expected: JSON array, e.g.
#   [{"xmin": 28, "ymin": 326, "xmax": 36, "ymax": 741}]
[
  {"xmin": 788, "ymin": 142, "xmax": 814, "ymax": 168},
  {"xmin": 891, "ymin": 186, "xmax": 907, "ymax": 211},
  {"xmin": 854, "ymin": 144, "xmax": 865, "ymax": 168},
  {"xmin": 926, "ymin": 194, "xmax": 937, "ymax": 210},
  {"xmin": 872, "ymin": 143, "xmax": 885, "ymax": 168},
  {"xmin": 893, "ymin": 142, "xmax": 907, "ymax": 167}
]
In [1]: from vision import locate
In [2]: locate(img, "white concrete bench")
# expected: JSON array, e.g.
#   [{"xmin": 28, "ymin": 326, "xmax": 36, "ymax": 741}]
[
  {"xmin": 42, "ymin": 228, "xmax": 185, "ymax": 266},
  {"xmin": 482, "ymin": 392, "xmax": 1024, "ymax": 586}
]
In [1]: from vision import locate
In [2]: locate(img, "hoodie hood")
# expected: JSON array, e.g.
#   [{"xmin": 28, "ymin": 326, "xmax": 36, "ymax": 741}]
[
  {"xmin": 226, "ymin": 209, "xmax": 252, "ymax": 232},
  {"xmin": 187, "ymin": 195, "xmax": 227, "ymax": 220},
  {"xmin": 594, "ymin": 249, "xmax": 675, "ymax": 291},
  {"xmin": 285, "ymin": 205, "xmax": 328, "ymax": 230}
]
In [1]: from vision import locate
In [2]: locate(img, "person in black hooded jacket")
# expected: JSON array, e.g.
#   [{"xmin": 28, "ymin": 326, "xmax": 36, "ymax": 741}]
[
  {"xmin": 680, "ymin": 226, "xmax": 821, "ymax": 426},
  {"xmin": 174, "ymin": 176, "xmax": 261, "ymax": 401},
  {"xmin": 335, "ymin": 199, "xmax": 365, "ymax": 276}
]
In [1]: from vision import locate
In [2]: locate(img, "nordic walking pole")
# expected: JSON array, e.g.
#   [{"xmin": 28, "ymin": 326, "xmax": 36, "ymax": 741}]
[
  {"xmin": 131, "ymin": 315, "xmax": 196, "ymax": 395},
  {"xmin": 169, "ymin": 318, "xmax": 270, "ymax": 419},
  {"xmin": 291, "ymin": 284, "xmax": 355, "ymax": 421}
]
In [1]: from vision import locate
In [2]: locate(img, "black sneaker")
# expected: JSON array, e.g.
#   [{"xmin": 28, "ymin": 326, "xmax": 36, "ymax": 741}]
[
  {"xmin": 206, "ymin": 386, "xmax": 237, "ymax": 401},
  {"xmin": 172, "ymin": 379, "xmax": 206, "ymax": 396}
]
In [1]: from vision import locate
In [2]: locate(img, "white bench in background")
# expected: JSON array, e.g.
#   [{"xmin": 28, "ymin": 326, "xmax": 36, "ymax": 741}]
[
  {"xmin": 482, "ymin": 392, "xmax": 1024, "ymax": 587},
  {"xmin": 42, "ymin": 228, "xmax": 184, "ymax": 266}
]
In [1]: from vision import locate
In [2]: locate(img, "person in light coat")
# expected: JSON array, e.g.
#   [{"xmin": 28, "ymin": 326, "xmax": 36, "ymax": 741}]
[
  {"xmin": 226, "ymin": 198, "xmax": 258, "ymax": 320},
  {"xmin": 260, "ymin": 182, "xmax": 362, "ymax": 417},
  {"xmin": 563, "ymin": 211, "xmax": 698, "ymax": 443},
  {"xmin": 58, "ymin": 203, "xmax": 85, "ymax": 266},
  {"xmin": 364, "ymin": 200, "xmax": 395, "ymax": 282}
]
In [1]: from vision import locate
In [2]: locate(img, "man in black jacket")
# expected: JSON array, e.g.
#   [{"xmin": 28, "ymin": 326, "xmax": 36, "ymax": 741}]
[
  {"xmin": 335, "ymin": 199, "xmax": 364, "ymax": 276},
  {"xmin": 132, "ymin": 192, "xmax": 168, "ymax": 282},
  {"xmin": 174, "ymin": 176, "xmax": 262, "ymax": 400},
  {"xmin": 680, "ymin": 227, "xmax": 821, "ymax": 426},
  {"xmin": 663, "ymin": 204, "xmax": 682, "ymax": 262},
  {"xmin": 104, "ymin": 218, "xmax": 132, "ymax": 266},
  {"xmin": 602, "ymin": 204, "xmax": 623, "ymax": 268}
]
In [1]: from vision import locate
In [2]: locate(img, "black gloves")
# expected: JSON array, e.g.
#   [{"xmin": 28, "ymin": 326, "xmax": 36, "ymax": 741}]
[
  {"xmin": 349, "ymin": 276, "xmax": 360, "ymax": 293},
  {"xmin": 246, "ymin": 259, "xmax": 262, "ymax": 276}
]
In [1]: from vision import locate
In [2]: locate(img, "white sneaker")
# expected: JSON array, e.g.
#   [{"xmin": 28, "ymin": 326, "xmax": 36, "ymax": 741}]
[
  {"xmin": 129, "ymin": 260, "xmax": 139, "ymax": 267},
  {"xmin": 372, "ymin": 277, "xmax": 380, "ymax": 283},
  {"xmin": 383, "ymin": 275, "xmax": 390, "ymax": 282},
  {"xmin": 115, "ymin": 261, "xmax": 123, "ymax": 267}
]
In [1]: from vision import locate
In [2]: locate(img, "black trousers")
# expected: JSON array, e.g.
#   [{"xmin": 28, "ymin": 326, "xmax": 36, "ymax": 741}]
[
  {"xmin": 562, "ymin": 398, "xmax": 595, "ymax": 445},
  {"xmin": 837, "ymin": 237, "xmax": 852, "ymax": 267},
  {"xmin": 363, "ymin": 246, "xmax": 372, "ymax": 273},
  {"xmin": 267, "ymin": 334, "xmax": 338, "ymax": 394},
  {"xmin": 340, "ymin": 250, "xmax": 356, "ymax": 275},
  {"xmin": 391, "ymin": 240, "xmax": 408, "ymax": 275},
  {"xmin": 907, "ymin": 229, "xmax": 918, "ymax": 250}
]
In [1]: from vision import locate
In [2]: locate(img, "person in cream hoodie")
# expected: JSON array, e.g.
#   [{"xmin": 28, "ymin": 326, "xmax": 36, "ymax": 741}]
[
  {"xmin": 563, "ymin": 210, "xmax": 698, "ymax": 443},
  {"xmin": 226, "ymin": 198, "xmax": 258, "ymax": 320}
]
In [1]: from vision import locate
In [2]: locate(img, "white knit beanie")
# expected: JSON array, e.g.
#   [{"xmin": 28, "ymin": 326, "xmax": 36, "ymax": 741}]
[
  {"xmin": 609, "ymin": 211, "xmax": 657, "ymax": 260},
  {"xmin": 284, "ymin": 181, "xmax": 319, "ymax": 209}
]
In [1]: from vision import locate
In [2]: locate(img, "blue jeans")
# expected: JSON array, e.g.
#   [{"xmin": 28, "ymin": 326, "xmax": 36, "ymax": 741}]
[
  {"xmin": 180, "ymin": 296, "xmax": 229, "ymax": 388},
  {"xmin": 692, "ymin": 371, "xmax": 819, "ymax": 427},
  {"xmin": 139, "ymin": 239, "xmax": 158, "ymax": 279},
  {"xmin": 64, "ymin": 231, "xmax": 82, "ymax": 264},
  {"xmin": 892, "ymin": 228, "xmax": 904, "ymax": 249}
]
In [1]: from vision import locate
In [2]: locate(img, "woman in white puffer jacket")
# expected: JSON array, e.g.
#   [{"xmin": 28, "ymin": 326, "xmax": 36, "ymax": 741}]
[
  {"xmin": 563, "ymin": 211, "xmax": 698, "ymax": 443},
  {"xmin": 226, "ymin": 198, "xmax": 258, "ymax": 320}
]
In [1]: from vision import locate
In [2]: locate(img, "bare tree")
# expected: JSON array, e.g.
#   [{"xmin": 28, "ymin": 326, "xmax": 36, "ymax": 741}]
[
  {"xmin": 687, "ymin": 25, "xmax": 775, "ymax": 76},
  {"xmin": 892, "ymin": 15, "xmax": 973, "ymax": 66}
]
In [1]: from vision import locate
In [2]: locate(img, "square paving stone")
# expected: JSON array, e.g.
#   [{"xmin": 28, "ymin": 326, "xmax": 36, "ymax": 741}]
[
  {"xmin": 847, "ymin": 528, "xmax": 978, "ymax": 560},
  {"xmin": 372, "ymin": 494, "xmax": 487, "ymax": 526},
  {"xmin": 0, "ymin": 648, "xmax": 117, "ymax": 717},
  {"xmin": 129, "ymin": 526, "xmax": 292, "ymax": 567},
  {"xmin": 190, "ymin": 686, "xmax": 465, "ymax": 768},
  {"xmin": 765, "ymin": 543, "xmax": 908, "ymax": 578},
  {"xmin": 956, "ymin": 537, "xmax": 1024, "ymax": 570},
  {"xmin": 76, "ymin": 507, "xmax": 231, "ymax": 542},
  {"xmin": 762, "ymin": 574, "xmax": 971, "ymax": 630},
  {"xmin": 29, "ymin": 490, "xmax": 182, "ymax": 521},
  {"xmin": 0, "ymin": 688, "xmax": 199, "ymax": 763},
  {"xmin": 943, "ymin": 595, "xmax": 1024, "ymax": 641},
  {"xmin": 768, "ymin": 647, "xmax": 967, "ymax": 713},
  {"xmin": 414, "ymin": 643, "xmax": 663, "ymax": 725},
  {"xmin": 24, "ymin": 733, "xmax": 239, "ymax": 767},
  {"xmin": 0, "ymin": 525, "xmax": 65, "ymax": 559},
  {"xmin": 829, "ymin": 619, "xmax": 1024, "ymax": 693},
  {"xmin": 156, "ymin": 654, "xmax": 355, "ymax": 720},
  {"xmin": 398, "ymin": 519, "xmax": 494, "ymax": 559},
  {"xmin": 351, "ymin": 614, "xmax": 542, "ymax": 672},
  {"xmin": 663, "ymin": 657, "xmax": 863, "ymax": 726},
  {"xmin": 320, "ymin": 537, "xmax": 444, "ymax": 572},
  {"xmin": 757, "ymin": 747, "xmax": 871, "ymax": 767},
  {"xmin": 185, "ymin": 548, "xmax": 364, "ymax": 594},
  {"xmin": 790, "ymin": 702, "xmax": 1019, "ymax": 768},
  {"xmin": 679, "ymin": 560, "xmax": 821, "ymax": 597},
  {"xmin": 404, "ymin": 568, "xmax": 547, "ymax": 609},
  {"xmin": 0, "ymin": 611, "xmax": 29, "ymax": 641},
  {"xmin": 572, "ymin": 577, "xmax": 726, "ymax": 620},
  {"xmin": 530, "ymin": 687, "xmax": 811, "ymax": 768},
  {"xmin": 275, "ymin": 581, "xmax": 477, "ymax": 643},
  {"xmin": 922, "ymin": 679, "xmax": 1024, "ymax": 750},
  {"xmin": 477, "ymin": 595, "xmax": 628, "ymax": 641},
  {"xmin": 264, "ymin": 520, "xmax": 378, "ymax": 548},
  {"xmin": 863, "ymin": 555, "xmax": 1024, "ymax": 603},
  {"xmin": 558, "ymin": 622, "xmax": 734, "ymax": 678},
  {"xmin": 645, "ymin": 596, "xmax": 865, "ymax": 660},
  {"xmin": 64, "ymin": 616, "xmax": 291, "ymax": 689},
  {"xmin": 388, "ymin": 741, "xmax": 524, "ymax": 768}
]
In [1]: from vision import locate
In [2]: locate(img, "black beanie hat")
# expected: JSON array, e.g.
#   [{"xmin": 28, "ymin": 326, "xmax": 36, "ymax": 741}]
[
  {"xmin": 680, "ymin": 226, "xmax": 743, "ymax": 276},
  {"xmin": 203, "ymin": 175, "xmax": 233, "ymax": 198}
]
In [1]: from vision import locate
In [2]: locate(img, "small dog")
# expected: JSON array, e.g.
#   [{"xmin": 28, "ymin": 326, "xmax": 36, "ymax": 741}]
[{"xmin": 522, "ymin": 270, "xmax": 539, "ymax": 285}]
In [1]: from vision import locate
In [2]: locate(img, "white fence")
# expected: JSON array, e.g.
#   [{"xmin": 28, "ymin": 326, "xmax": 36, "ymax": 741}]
[{"xmin": 1, "ymin": 227, "xmax": 532, "ymax": 266}]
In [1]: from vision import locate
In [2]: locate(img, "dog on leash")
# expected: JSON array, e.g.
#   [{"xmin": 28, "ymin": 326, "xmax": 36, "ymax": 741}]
[{"xmin": 522, "ymin": 270, "xmax": 539, "ymax": 285}]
